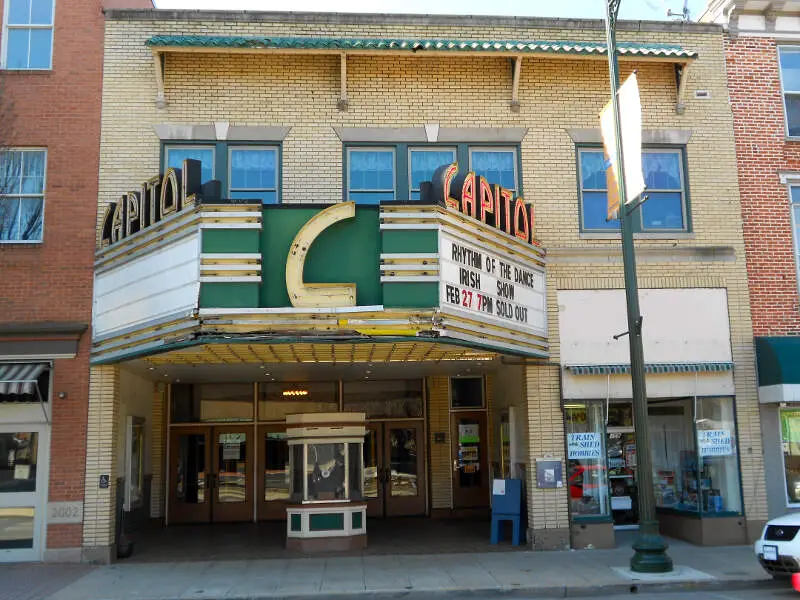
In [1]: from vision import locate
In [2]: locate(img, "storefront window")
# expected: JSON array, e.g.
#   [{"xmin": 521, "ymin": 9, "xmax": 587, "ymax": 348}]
[
  {"xmin": 649, "ymin": 399, "xmax": 696, "ymax": 512},
  {"xmin": 782, "ymin": 409, "xmax": 800, "ymax": 505},
  {"xmin": 171, "ymin": 384, "xmax": 253, "ymax": 423},
  {"xmin": 342, "ymin": 379, "xmax": 423, "ymax": 418},
  {"xmin": 696, "ymin": 397, "xmax": 741, "ymax": 514},
  {"xmin": 565, "ymin": 402, "xmax": 609, "ymax": 517},
  {"xmin": 258, "ymin": 382, "xmax": 338, "ymax": 421}
]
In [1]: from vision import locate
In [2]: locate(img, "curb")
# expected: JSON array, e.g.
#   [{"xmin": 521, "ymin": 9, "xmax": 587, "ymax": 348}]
[{"xmin": 166, "ymin": 577, "xmax": 785, "ymax": 600}]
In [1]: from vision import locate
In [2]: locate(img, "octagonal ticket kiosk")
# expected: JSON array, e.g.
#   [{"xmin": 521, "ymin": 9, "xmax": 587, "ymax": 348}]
[{"xmin": 285, "ymin": 412, "xmax": 367, "ymax": 552}]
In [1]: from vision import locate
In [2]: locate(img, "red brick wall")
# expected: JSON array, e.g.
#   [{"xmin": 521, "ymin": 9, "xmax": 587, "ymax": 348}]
[
  {"xmin": 726, "ymin": 35, "xmax": 800, "ymax": 336},
  {"xmin": 0, "ymin": 0, "xmax": 105, "ymax": 550}
]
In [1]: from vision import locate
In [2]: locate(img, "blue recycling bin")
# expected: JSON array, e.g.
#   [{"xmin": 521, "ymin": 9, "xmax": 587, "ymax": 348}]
[{"xmin": 490, "ymin": 478, "xmax": 523, "ymax": 546}]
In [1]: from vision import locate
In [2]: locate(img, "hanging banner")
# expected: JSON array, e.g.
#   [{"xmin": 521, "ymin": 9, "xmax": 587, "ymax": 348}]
[
  {"xmin": 567, "ymin": 432, "xmax": 603, "ymax": 460},
  {"xmin": 698, "ymin": 429, "xmax": 734, "ymax": 457},
  {"xmin": 600, "ymin": 72, "xmax": 645, "ymax": 219}
]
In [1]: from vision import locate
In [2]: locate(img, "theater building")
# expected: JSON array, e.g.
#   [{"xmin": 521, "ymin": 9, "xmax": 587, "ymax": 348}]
[{"xmin": 81, "ymin": 7, "xmax": 766, "ymax": 562}]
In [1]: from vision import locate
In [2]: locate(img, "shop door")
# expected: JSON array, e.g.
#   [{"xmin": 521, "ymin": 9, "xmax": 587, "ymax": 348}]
[
  {"xmin": 607, "ymin": 430, "xmax": 639, "ymax": 527},
  {"xmin": 451, "ymin": 412, "xmax": 489, "ymax": 509},
  {"xmin": 258, "ymin": 426, "xmax": 289, "ymax": 520},
  {"xmin": 169, "ymin": 425, "xmax": 254, "ymax": 524},
  {"xmin": 363, "ymin": 422, "xmax": 426, "ymax": 517},
  {"xmin": 0, "ymin": 425, "xmax": 47, "ymax": 563}
]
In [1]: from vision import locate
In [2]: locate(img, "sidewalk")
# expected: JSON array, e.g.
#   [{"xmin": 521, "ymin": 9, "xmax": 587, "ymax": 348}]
[{"xmin": 1, "ymin": 542, "xmax": 783, "ymax": 600}]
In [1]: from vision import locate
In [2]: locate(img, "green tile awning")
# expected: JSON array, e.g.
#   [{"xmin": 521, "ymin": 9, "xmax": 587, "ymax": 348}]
[
  {"xmin": 145, "ymin": 35, "xmax": 697, "ymax": 60},
  {"xmin": 566, "ymin": 362, "xmax": 734, "ymax": 376},
  {"xmin": 756, "ymin": 337, "xmax": 800, "ymax": 387}
]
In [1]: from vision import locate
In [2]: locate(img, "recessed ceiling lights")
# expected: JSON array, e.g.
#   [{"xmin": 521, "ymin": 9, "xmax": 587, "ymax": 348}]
[
  {"xmin": 148, "ymin": 367, "xmax": 155, "ymax": 371},
  {"xmin": 259, "ymin": 365, "xmax": 265, "ymax": 369}
]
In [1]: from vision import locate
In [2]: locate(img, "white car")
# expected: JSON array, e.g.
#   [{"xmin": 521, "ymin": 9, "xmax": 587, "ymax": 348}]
[{"xmin": 755, "ymin": 513, "xmax": 800, "ymax": 578}]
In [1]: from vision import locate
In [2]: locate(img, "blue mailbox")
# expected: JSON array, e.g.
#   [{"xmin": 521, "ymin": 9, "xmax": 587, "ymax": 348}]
[{"xmin": 490, "ymin": 478, "xmax": 524, "ymax": 545}]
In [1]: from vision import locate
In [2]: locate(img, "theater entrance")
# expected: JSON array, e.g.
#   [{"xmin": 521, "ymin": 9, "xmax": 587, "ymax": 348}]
[
  {"xmin": 168, "ymin": 425, "xmax": 254, "ymax": 524},
  {"xmin": 363, "ymin": 421, "xmax": 426, "ymax": 517}
]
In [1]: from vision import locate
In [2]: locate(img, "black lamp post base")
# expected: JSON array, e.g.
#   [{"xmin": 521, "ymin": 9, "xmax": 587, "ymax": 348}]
[{"xmin": 630, "ymin": 521, "xmax": 673, "ymax": 573}]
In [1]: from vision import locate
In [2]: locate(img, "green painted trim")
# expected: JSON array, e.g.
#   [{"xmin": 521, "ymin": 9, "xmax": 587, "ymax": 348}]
[
  {"xmin": 381, "ymin": 229, "xmax": 438, "ymax": 254},
  {"xmin": 383, "ymin": 282, "xmax": 439, "ymax": 308},
  {"xmin": 202, "ymin": 229, "xmax": 260, "ymax": 253},
  {"xmin": 309, "ymin": 512, "xmax": 345, "ymax": 531},
  {"xmin": 290, "ymin": 513, "xmax": 302, "ymax": 532},
  {"xmin": 199, "ymin": 282, "xmax": 260, "ymax": 308},
  {"xmin": 352, "ymin": 511, "xmax": 363, "ymax": 529}
]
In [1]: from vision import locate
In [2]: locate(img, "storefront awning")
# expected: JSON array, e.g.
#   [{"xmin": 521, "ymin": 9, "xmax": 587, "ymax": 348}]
[
  {"xmin": 0, "ymin": 362, "xmax": 49, "ymax": 396},
  {"xmin": 565, "ymin": 362, "xmax": 734, "ymax": 376}
]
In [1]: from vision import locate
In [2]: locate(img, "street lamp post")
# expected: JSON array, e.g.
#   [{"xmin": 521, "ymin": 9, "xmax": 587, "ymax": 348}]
[{"xmin": 603, "ymin": 0, "xmax": 673, "ymax": 573}]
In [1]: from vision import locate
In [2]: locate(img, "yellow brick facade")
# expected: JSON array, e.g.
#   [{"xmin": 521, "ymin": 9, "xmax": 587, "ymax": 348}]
[{"xmin": 91, "ymin": 11, "xmax": 764, "ymax": 550}]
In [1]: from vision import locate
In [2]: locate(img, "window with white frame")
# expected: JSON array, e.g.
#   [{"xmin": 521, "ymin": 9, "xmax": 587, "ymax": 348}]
[
  {"xmin": 0, "ymin": 149, "xmax": 46, "ymax": 242},
  {"xmin": 3, "ymin": 0, "xmax": 54, "ymax": 70},
  {"xmin": 779, "ymin": 46, "xmax": 800, "ymax": 137}
]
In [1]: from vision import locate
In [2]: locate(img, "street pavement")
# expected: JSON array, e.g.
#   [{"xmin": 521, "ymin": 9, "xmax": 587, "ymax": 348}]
[{"xmin": 0, "ymin": 540, "xmax": 782, "ymax": 600}]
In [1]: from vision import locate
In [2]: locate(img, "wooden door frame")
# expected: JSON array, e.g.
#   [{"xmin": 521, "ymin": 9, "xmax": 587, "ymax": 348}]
[
  {"xmin": 257, "ymin": 424, "xmax": 289, "ymax": 520},
  {"xmin": 168, "ymin": 426, "xmax": 212, "ymax": 524},
  {"xmin": 450, "ymin": 411, "xmax": 490, "ymax": 509},
  {"xmin": 364, "ymin": 422, "xmax": 384, "ymax": 517},
  {"xmin": 211, "ymin": 424, "xmax": 255, "ymax": 523}
]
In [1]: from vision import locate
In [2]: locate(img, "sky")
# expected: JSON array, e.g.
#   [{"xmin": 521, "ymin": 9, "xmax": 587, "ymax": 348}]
[{"xmin": 153, "ymin": 0, "xmax": 710, "ymax": 22}]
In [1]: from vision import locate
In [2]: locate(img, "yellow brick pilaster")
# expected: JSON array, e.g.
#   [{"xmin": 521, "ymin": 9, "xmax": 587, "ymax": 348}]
[{"xmin": 82, "ymin": 365, "xmax": 120, "ymax": 555}]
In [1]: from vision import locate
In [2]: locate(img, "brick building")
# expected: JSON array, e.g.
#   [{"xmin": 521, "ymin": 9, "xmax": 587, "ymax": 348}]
[
  {"xmin": 78, "ymin": 8, "xmax": 766, "ymax": 561},
  {"xmin": 702, "ymin": 0, "xmax": 800, "ymax": 521},
  {"xmin": 0, "ymin": 0, "xmax": 151, "ymax": 563}
]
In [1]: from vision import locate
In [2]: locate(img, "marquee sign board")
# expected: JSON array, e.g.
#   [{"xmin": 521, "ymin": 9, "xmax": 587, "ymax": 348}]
[{"xmin": 439, "ymin": 232, "xmax": 546, "ymax": 337}]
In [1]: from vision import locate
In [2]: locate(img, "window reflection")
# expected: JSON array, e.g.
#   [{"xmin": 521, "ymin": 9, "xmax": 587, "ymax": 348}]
[{"xmin": 0, "ymin": 432, "xmax": 38, "ymax": 493}]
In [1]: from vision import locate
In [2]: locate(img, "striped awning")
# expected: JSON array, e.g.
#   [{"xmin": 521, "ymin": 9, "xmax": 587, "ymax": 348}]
[
  {"xmin": 565, "ymin": 362, "xmax": 734, "ymax": 376},
  {"xmin": 0, "ymin": 363, "xmax": 48, "ymax": 396}
]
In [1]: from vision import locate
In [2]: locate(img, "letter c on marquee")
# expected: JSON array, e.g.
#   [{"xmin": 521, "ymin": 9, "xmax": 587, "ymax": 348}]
[{"xmin": 285, "ymin": 202, "xmax": 357, "ymax": 308}]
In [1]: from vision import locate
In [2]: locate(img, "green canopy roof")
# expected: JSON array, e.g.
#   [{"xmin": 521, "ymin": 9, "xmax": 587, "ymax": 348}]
[{"xmin": 145, "ymin": 36, "xmax": 697, "ymax": 59}]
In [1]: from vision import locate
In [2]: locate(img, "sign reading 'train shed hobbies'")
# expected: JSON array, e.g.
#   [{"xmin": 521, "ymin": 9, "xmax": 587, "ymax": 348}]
[{"xmin": 439, "ymin": 232, "xmax": 546, "ymax": 336}]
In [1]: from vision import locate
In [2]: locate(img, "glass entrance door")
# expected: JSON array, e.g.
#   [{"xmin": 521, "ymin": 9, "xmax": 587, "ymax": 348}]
[
  {"xmin": 607, "ymin": 430, "xmax": 639, "ymax": 527},
  {"xmin": 169, "ymin": 427, "xmax": 211, "ymax": 524},
  {"xmin": 363, "ymin": 421, "xmax": 425, "ymax": 517},
  {"xmin": 169, "ymin": 425, "xmax": 253, "ymax": 523},
  {"xmin": 213, "ymin": 426, "xmax": 253, "ymax": 522},
  {"xmin": 451, "ymin": 412, "xmax": 489, "ymax": 509},
  {"xmin": 0, "ymin": 425, "xmax": 47, "ymax": 563},
  {"xmin": 258, "ymin": 426, "xmax": 289, "ymax": 520}
]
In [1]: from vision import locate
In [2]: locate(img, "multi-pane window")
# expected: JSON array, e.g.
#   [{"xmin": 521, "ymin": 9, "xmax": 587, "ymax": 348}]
[
  {"xmin": 229, "ymin": 148, "xmax": 278, "ymax": 204},
  {"xmin": 470, "ymin": 148, "xmax": 517, "ymax": 192},
  {"xmin": 0, "ymin": 149, "xmax": 46, "ymax": 242},
  {"xmin": 347, "ymin": 148, "xmax": 395, "ymax": 204},
  {"xmin": 409, "ymin": 148, "xmax": 455, "ymax": 200},
  {"xmin": 3, "ymin": 0, "xmax": 54, "ymax": 70},
  {"xmin": 346, "ymin": 144, "xmax": 520, "ymax": 203},
  {"xmin": 578, "ymin": 147, "xmax": 688, "ymax": 233},
  {"xmin": 779, "ymin": 47, "xmax": 800, "ymax": 137},
  {"xmin": 164, "ymin": 144, "xmax": 279, "ymax": 204},
  {"xmin": 165, "ymin": 146, "xmax": 214, "ymax": 183}
]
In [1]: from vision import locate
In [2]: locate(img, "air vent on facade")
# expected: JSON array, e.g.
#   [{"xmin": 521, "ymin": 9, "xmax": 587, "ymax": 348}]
[{"xmin": 695, "ymin": 90, "xmax": 711, "ymax": 99}]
